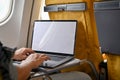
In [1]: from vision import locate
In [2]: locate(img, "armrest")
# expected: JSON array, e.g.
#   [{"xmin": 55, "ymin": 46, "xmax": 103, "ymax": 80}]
[{"xmin": 79, "ymin": 59, "xmax": 99, "ymax": 80}]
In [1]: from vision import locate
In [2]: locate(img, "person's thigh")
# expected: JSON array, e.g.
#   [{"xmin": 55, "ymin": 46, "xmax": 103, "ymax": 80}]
[{"xmin": 50, "ymin": 71, "xmax": 92, "ymax": 80}]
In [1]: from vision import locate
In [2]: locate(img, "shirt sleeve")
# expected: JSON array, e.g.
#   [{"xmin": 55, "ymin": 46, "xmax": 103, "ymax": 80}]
[{"xmin": 9, "ymin": 60, "xmax": 18, "ymax": 80}]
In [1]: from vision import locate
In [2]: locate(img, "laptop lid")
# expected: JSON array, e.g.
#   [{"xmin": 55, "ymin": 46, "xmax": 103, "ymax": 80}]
[{"xmin": 31, "ymin": 20, "xmax": 77, "ymax": 56}]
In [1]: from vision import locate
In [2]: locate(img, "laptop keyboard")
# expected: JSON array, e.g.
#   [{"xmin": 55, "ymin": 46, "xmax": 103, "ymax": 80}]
[
  {"xmin": 13, "ymin": 54, "xmax": 73, "ymax": 68},
  {"xmin": 47, "ymin": 54, "xmax": 66, "ymax": 61},
  {"xmin": 40, "ymin": 55, "xmax": 73, "ymax": 68}
]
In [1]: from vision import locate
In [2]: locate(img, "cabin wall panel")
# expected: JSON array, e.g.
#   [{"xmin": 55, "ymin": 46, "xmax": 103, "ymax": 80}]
[{"xmin": 0, "ymin": 0, "xmax": 33, "ymax": 48}]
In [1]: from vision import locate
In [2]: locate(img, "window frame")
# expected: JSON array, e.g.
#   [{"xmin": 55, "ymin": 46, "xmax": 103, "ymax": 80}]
[{"xmin": 0, "ymin": 0, "xmax": 15, "ymax": 26}]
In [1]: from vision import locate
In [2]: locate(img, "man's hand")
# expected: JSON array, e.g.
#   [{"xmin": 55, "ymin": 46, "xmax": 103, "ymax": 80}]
[
  {"xmin": 12, "ymin": 48, "xmax": 34, "ymax": 60},
  {"xmin": 20, "ymin": 53, "xmax": 50, "ymax": 69}
]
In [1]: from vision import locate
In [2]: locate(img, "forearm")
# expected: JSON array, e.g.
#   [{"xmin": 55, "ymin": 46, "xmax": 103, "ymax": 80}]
[{"xmin": 15, "ymin": 62, "xmax": 32, "ymax": 80}]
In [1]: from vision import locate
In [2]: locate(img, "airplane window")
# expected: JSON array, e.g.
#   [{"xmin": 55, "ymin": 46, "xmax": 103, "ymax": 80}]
[
  {"xmin": 39, "ymin": 0, "xmax": 50, "ymax": 20},
  {"xmin": 0, "ymin": 0, "xmax": 14, "ymax": 25}
]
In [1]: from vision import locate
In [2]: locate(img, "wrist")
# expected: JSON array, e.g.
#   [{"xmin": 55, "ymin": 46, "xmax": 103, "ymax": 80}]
[
  {"xmin": 16, "ymin": 61, "xmax": 32, "ymax": 80},
  {"xmin": 20, "ymin": 61, "xmax": 32, "ymax": 71}
]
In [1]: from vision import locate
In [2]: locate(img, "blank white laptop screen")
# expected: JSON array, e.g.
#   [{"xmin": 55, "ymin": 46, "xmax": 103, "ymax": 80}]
[{"xmin": 32, "ymin": 20, "xmax": 77, "ymax": 55}]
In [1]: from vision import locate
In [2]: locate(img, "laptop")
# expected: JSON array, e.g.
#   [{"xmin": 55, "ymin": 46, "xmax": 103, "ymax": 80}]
[{"xmin": 31, "ymin": 20, "xmax": 77, "ymax": 68}]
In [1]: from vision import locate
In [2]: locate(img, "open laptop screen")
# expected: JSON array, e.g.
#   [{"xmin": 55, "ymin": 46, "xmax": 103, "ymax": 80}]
[{"xmin": 32, "ymin": 20, "xmax": 77, "ymax": 55}]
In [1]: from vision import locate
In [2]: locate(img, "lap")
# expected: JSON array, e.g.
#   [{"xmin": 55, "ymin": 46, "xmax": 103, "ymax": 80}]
[
  {"xmin": 30, "ymin": 71, "xmax": 92, "ymax": 80},
  {"xmin": 50, "ymin": 71, "xmax": 92, "ymax": 80}
]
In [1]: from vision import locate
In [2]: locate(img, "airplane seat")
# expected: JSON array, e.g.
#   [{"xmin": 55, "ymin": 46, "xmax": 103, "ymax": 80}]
[
  {"xmin": 43, "ymin": 0, "xmax": 102, "ymax": 80},
  {"xmin": 94, "ymin": 1, "xmax": 120, "ymax": 80}
]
